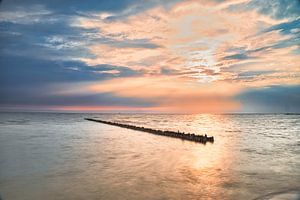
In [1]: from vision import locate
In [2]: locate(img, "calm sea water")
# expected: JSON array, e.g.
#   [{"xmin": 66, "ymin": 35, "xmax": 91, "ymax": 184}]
[{"xmin": 0, "ymin": 112, "xmax": 299, "ymax": 200}]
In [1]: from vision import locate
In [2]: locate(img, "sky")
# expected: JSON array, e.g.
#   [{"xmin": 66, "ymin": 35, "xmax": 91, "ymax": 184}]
[{"xmin": 0, "ymin": 0, "xmax": 299, "ymax": 113}]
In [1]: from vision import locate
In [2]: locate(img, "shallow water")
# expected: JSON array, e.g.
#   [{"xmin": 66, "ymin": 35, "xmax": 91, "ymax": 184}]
[{"xmin": 0, "ymin": 112, "xmax": 299, "ymax": 200}]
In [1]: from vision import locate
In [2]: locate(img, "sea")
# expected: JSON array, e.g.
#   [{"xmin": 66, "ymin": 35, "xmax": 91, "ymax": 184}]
[{"xmin": 0, "ymin": 112, "xmax": 299, "ymax": 200}]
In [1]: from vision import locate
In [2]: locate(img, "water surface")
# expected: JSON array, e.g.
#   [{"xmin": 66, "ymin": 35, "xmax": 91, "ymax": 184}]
[{"xmin": 0, "ymin": 112, "xmax": 299, "ymax": 199}]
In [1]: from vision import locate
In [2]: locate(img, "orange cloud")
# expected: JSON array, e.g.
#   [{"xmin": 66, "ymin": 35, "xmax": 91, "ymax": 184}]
[
  {"xmin": 67, "ymin": 0, "xmax": 300, "ymax": 112},
  {"xmin": 53, "ymin": 75, "xmax": 241, "ymax": 113},
  {"xmin": 74, "ymin": 0, "xmax": 294, "ymax": 86}
]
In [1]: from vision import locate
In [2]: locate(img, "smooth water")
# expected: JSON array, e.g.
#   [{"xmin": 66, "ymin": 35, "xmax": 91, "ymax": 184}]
[{"xmin": 0, "ymin": 112, "xmax": 299, "ymax": 200}]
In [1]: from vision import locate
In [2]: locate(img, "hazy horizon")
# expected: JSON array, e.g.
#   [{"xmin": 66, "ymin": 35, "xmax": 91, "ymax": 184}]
[{"xmin": 1, "ymin": 109, "xmax": 300, "ymax": 115}]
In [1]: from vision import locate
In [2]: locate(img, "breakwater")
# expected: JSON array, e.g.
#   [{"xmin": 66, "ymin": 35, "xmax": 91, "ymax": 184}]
[{"xmin": 85, "ymin": 118, "xmax": 214, "ymax": 144}]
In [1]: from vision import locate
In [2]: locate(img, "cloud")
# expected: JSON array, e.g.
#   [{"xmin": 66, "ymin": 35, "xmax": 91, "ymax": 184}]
[
  {"xmin": 226, "ymin": 0, "xmax": 300, "ymax": 22},
  {"xmin": 0, "ymin": 0, "xmax": 181, "ymax": 16},
  {"xmin": 0, "ymin": 55, "xmax": 144, "ymax": 110},
  {"xmin": 0, "ymin": 0, "xmax": 299, "ymax": 112},
  {"xmin": 224, "ymin": 53, "xmax": 256, "ymax": 60},
  {"xmin": 245, "ymin": 0, "xmax": 300, "ymax": 20},
  {"xmin": 70, "ymin": 0, "xmax": 299, "ymax": 92},
  {"xmin": 0, "ymin": 90, "xmax": 155, "ymax": 108},
  {"xmin": 54, "ymin": 75, "xmax": 242, "ymax": 113},
  {"xmin": 0, "ymin": 55, "xmax": 148, "ymax": 111},
  {"xmin": 0, "ymin": 16, "xmax": 95, "ymax": 61},
  {"xmin": 0, "ymin": 55, "xmax": 140, "ymax": 86},
  {"xmin": 0, "ymin": 5, "xmax": 53, "ymax": 24},
  {"xmin": 262, "ymin": 18, "xmax": 300, "ymax": 53},
  {"xmin": 236, "ymin": 85, "xmax": 300, "ymax": 113},
  {"xmin": 265, "ymin": 18, "xmax": 300, "ymax": 34}
]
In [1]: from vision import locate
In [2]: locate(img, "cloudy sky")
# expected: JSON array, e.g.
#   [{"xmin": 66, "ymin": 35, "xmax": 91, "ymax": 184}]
[{"xmin": 0, "ymin": 0, "xmax": 299, "ymax": 113}]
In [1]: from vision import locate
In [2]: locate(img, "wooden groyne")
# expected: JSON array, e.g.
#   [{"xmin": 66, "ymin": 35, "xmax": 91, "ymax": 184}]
[{"xmin": 85, "ymin": 118, "xmax": 214, "ymax": 144}]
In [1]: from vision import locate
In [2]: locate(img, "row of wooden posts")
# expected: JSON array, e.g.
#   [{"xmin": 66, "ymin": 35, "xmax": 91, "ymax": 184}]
[{"xmin": 85, "ymin": 118, "xmax": 214, "ymax": 144}]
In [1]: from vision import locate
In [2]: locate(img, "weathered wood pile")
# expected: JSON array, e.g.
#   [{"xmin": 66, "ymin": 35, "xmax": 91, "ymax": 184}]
[{"xmin": 85, "ymin": 118, "xmax": 214, "ymax": 144}]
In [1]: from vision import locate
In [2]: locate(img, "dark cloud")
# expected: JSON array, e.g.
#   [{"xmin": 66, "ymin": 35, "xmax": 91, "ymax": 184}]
[
  {"xmin": 236, "ymin": 85, "xmax": 300, "ymax": 113},
  {"xmin": 0, "ymin": 0, "xmax": 181, "ymax": 16},
  {"xmin": 0, "ymin": 55, "xmax": 148, "ymax": 108},
  {"xmin": 228, "ymin": 0, "xmax": 300, "ymax": 20},
  {"xmin": 0, "ymin": 10, "xmax": 162, "ymax": 60},
  {"xmin": 224, "ymin": 53, "xmax": 256, "ymax": 61},
  {"xmin": 265, "ymin": 18, "xmax": 300, "ymax": 35},
  {"xmin": 109, "ymin": 39, "xmax": 162, "ymax": 49},
  {"xmin": 0, "ymin": 90, "xmax": 155, "ymax": 108},
  {"xmin": 0, "ymin": 55, "xmax": 140, "ymax": 87},
  {"xmin": 263, "ymin": 18, "xmax": 300, "ymax": 53},
  {"xmin": 237, "ymin": 70, "xmax": 277, "ymax": 77},
  {"xmin": 0, "ymin": 0, "xmax": 171, "ymax": 110},
  {"xmin": 249, "ymin": 0, "xmax": 300, "ymax": 20},
  {"xmin": 0, "ymin": 0, "xmax": 133, "ymax": 14},
  {"xmin": 232, "ymin": 70, "xmax": 279, "ymax": 82},
  {"xmin": 0, "ymin": 18, "xmax": 96, "ymax": 61},
  {"xmin": 160, "ymin": 67, "xmax": 175, "ymax": 75}
]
